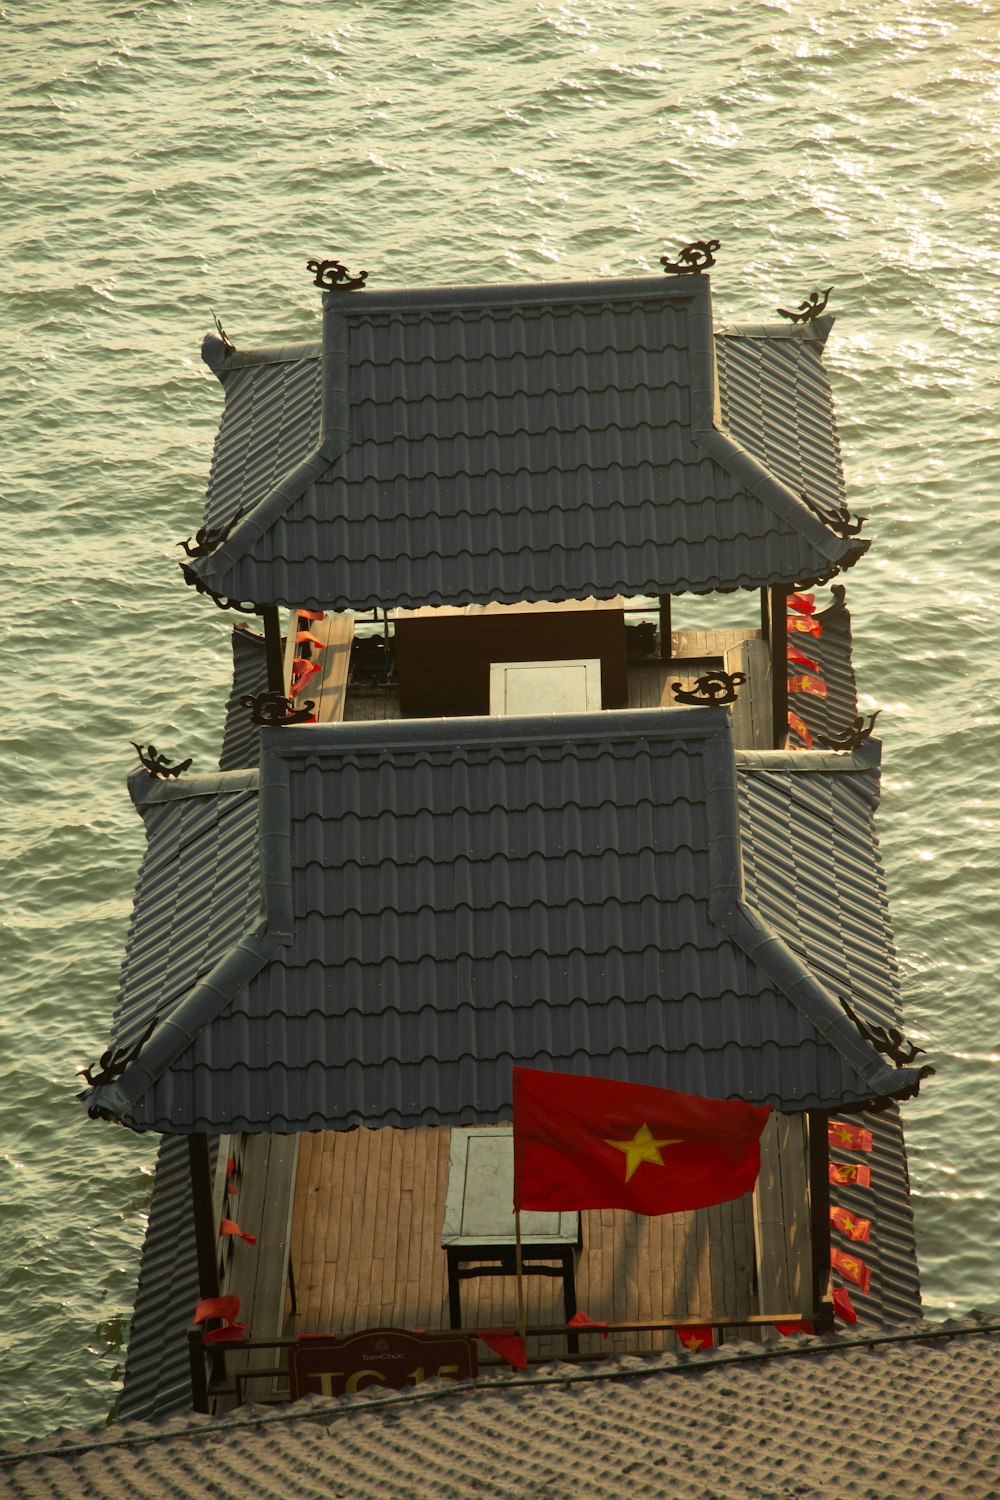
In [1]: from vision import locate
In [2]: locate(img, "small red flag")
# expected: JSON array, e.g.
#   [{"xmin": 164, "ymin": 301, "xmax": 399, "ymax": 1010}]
[
  {"xmin": 828, "ymin": 1121, "xmax": 873, "ymax": 1152},
  {"xmin": 829, "ymin": 1160, "xmax": 871, "ymax": 1188},
  {"xmin": 677, "ymin": 1326, "xmax": 715, "ymax": 1351},
  {"xmin": 295, "ymin": 631, "xmax": 326, "ymax": 650},
  {"xmin": 203, "ymin": 1323, "xmax": 247, "ymax": 1344},
  {"xmin": 787, "ymin": 710, "xmax": 813, "ymax": 749},
  {"xmin": 478, "ymin": 1332, "xmax": 527, "ymax": 1368},
  {"xmin": 831, "ymin": 1205, "xmax": 871, "ymax": 1243},
  {"xmin": 193, "ymin": 1295, "xmax": 240, "ymax": 1326},
  {"xmin": 219, "ymin": 1218, "xmax": 257, "ymax": 1245},
  {"xmin": 787, "ymin": 648, "xmax": 821, "ymax": 672},
  {"xmin": 788, "ymin": 614, "xmax": 823, "ymax": 637},
  {"xmin": 788, "ymin": 592, "xmax": 816, "ymax": 615},
  {"xmin": 833, "ymin": 1286, "xmax": 858, "ymax": 1324},
  {"xmin": 774, "ymin": 1320, "xmax": 813, "ymax": 1337},
  {"xmin": 568, "ymin": 1310, "xmax": 609, "ymax": 1339},
  {"xmin": 512, "ymin": 1069, "xmax": 770, "ymax": 1215},
  {"xmin": 831, "ymin": 1248, "xmax": 871, "ymax": 1293},
  {"xmin": 787, "ymin": 672, "xmax": 828, "ymax": 697}
]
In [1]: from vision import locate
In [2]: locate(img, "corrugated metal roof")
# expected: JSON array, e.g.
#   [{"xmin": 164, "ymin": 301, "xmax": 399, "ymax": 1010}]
[
  {"xmin": 116, "ymin": 1135, "xmax": 207, "ymax": 1423},
  {"xmin": 190, "ymin": 277, "xmax": 863, "ymax": 611},
  {"xmin": 735, "ymin": 741, "xmax": 922, "ymax": 1322},
  {"xmin": 83, "ymin": 709, "xmax": 924, "ymax": 1135},
  {"xmin": 218, "ymin": 623, "xmax": 271, "ymax": 773},
  {"xmin": 6, "ymin": 1321, "xmax": 998, "ymax": 1497}
]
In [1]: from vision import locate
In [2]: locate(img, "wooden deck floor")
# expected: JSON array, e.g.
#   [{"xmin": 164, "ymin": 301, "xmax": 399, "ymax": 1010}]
[{"xmin": 285, "ymin": 1125, "xmax": 768, "ymax": 1361}]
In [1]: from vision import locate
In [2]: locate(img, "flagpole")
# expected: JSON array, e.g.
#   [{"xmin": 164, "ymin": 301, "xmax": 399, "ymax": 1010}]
[{"xmin": 514, "ymin": 1209, "xmax": 526, "ymax": 1342}]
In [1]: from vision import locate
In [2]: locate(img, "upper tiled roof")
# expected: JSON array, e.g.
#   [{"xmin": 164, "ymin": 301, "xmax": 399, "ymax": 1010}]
[
  {"xmin": 190, "ymin": 277, "xmax": 864, "ymax": 610},
  {"xmin": 4, "ymin": 1320, "xmax": 998, "ymax": 1499},
  {"xmin": 82, "ymin": 709, "xmax": 926, "ymax": 1135}
]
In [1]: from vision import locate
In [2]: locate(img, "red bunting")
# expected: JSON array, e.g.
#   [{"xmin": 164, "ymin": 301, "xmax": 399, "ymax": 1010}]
[
  {"xmin": 774, "ymin": 1320, "xmax": 813, "ymax": 1337},
  {"xmin": 787, "ymin": 647, "xmax": 821, "ymax": 672},
  {"xmin": 831, "ymin": 1248, "xmax": 871, "ymax": 1293},
  {"xmin": 788, "ymin": 615, "xmax": 823, "ymax": 637},
  {"xmin": 289, "ymin": 659, "xmax": 321, "ymax": 697},
  {"xmin": 828, "ymin": 1121, "xmax": 873, "ymax": 1152},
  {"xmin": 787, "ymin": 672, "xmax": 828, "ymax": 698},
  {"xmin": 295, "ymin": 631, "xmax": 326, "ymax": 650},
  {"xmin": 677, "ymin": 1326, "xmax": 715, "ymax": 1351},
  {"xmin": 788, "ymin": 592, "xmax": 816, "ymax": 615},
  {"xmin": 787, "ymin": 710, "xmax": 813, "ymax": 749},
  {"xmin": 204, "ymin": 1323, "xmax": 248, "ymax": 1344},
  {"xmin": 833, "ymin": 1286, "xmax": 858, "ymax": 1324},
  {"xmin": 568, "ymin": 1310, "xmax": 609, "ymax": 1339},
  {"xmin": 478, "ymin": 1332, "xmax": 527, "ymax": 1368},
  {"xmin": 829, "ymin": 1160, "xmax": 871, "ymax": 1188},
  {"xmin": 831, "ymin": 1206, "xmax": 871, "ymax": 1243},
  {"xmin": 193, "ymin": 1295, "xmax": 241, "ymax": 1326},
  {"xmin": 219, "ymin": 1218, "xmax": 257, "ymax": 1245}
]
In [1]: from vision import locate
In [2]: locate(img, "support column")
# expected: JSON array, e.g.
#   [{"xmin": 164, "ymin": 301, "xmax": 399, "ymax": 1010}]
[
  {"xmin": 188, "ymin": 1132, "xmax": 220, "ymax": 1302},
  {"xmin": 658, "ymin": 595, "xmax": 672, "ymax": 661},
  {"xmin": 760, "ymin": 586, "xmax": 770, "ymax": 643},
  {"xmin": 769, "ymin": 585, "xmax": 788, "ymax": 748},
  {"xmin": 807, "ymin": 1110, "xmax": 834, "ymax": 1333},
  {"xmin": 261, "ymin": 606, "xmax": 285, "ymax": 695}
]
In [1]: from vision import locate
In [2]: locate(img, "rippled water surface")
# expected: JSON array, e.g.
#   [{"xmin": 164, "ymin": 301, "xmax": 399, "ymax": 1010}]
[{"xmin": 2, "ymin": 0, "xmax": 999, "ymax": 1441}]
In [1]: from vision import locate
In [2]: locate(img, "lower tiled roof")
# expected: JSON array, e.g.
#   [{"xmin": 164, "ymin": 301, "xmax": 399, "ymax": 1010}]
[{"xmin": 4, "ymin": 1321, "xmax": 998, "ymax": 1498}]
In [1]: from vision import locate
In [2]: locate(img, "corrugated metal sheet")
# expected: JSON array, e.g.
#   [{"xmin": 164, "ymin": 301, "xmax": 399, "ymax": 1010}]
[
  {"xmin": 735, "ymin": 744, "xmax": 922, "ymax": 1322},
  {"xmin": 192, "ymin": 277, "xmax": 859, "ymax": 610},
  {"xmin": 84, "ymin": 710, "xmax": 921, "ymax": 1135},
  {"xmin": 7, "ymin": 1321, "xmax": 998, "ymax": 1496},
  {"xmin": 787, "ymin": 585, "xmax": 861, "ymax": 744},
  {"xmin": 218, "ymin": 624, "xmax": 271, "ymax": 773},
  {"xmin": 117, "ymin": 1135, "xmax": 208, "ymax": 1423}
]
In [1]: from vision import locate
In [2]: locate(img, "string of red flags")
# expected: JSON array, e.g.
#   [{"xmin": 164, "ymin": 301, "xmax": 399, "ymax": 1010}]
[
  {"xmin": 788, "ymin": 672, "xmax": 828, "ymax": 698},
  {"xmin": 829, "ymin": 1160, "xmax": 871, "ymax": 1188},
  {"xmin": 831, "ymin": 1205, "xmax": 872, "ymax": 1243},
  {"xmin": 478, "ymin": 1331, "xmax": 527, "ymax": 1368},
  {"xmin": 788, "ymin": 709, "xmax": 813, "ymax": 749},
  {"xmin": 788, "ymin": 613, "xmax": 823, "ymax": 637},
  {"xmin": 787, "ymin": 647, "xmax": 821, "ymax": 672},
  {"xmin": 828, "ymin": 1120, "xmax": 873, "ymax": 1152},
  {"xmin": 787, "ymin": 592, "xmax": 817, "ymax": 615},
  {"xmin": 832, "ymin": 1247, "xmax": 872, "ymax": 1294},
  {"xmin": 568, "ymin": 1310, "xmax": 609, "ymax": 1339},
  {"xmin": 833, "ymin": 1286, "xmax": 859, "ymax": 1324},
  {"xmin": 774, "ymin": 1320, "xmax": 813, "ymax": 1337},
  {"xmin": 219, "ymin": 1217, "xmax": 257, "ymax": 1244}
]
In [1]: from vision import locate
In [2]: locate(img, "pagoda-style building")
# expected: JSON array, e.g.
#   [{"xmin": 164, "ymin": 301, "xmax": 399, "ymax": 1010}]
[{"xmin": 80, "ymin": 250, "xmax": 932, "ymax": 1417}]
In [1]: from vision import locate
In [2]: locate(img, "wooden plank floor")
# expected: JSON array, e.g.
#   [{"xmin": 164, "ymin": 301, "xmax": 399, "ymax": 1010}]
[{"xmin": 286, "ymin": 1126, "xmax": 762, "ymax": 1362}]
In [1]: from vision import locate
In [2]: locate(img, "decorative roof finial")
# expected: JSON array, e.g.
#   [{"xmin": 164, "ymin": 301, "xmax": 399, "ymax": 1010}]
[
  {"xmin": 661, "ymin": 239, "xmax": 720, "ymax": 275},
  {"xmin": 307, "ymin": 258, "xmax": 369, "ymax": 292},
  {"xmin": 131, "ymin": 743, "xmax": 192, "ymax": 779},
  {"xmin": 671, "ymin": 669, "xmax": 745, "ymax": 706},
  {"xmin": 777, "ymin": 288, "xmax": 833, "ymax": 323}
]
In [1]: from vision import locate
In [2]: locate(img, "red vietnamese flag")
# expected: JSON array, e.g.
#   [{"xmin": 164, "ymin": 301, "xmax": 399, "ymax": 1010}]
[
  {"xmin": 787, "ymin": 647, "xmax": 821, "ymax": 672},
  {"xmin": 831, "ymin": 1248, "xmax": 871, "ymax": 1293},
  {"xmin": 833, "ymin": 1286, "xmax": 858, "ymax": 1324},
  {"xmin": 829, "ymin": 1160, "xmax": 871, "ymax": 1188},
  {"xmin": 787, "ymin": 672, "xmax": 828, "ymax": 698},
  {"xmin": 787, "ymin": 710, "xmax": 813, "ymax": 749},
  {"xmin": 512, "ymin": 1068, "xmax": 770, "ymax": 1215},
  {"xmin": 788, "ymin": 592, "xmax": 817, "ymax": 615},
  {"xmin": 828, "ymin": 1120, "xmax": 873, "ymax": 1152},
  {"xmin": 677, "ymin": 1325, "xmax": 715, "ymax": 1351},
  {"xmin": 831, "ymin": 1205, "xmax": 871, "ymax": 1243},
  {"xmin": 788, "ymin": 615, "xmax": 823, "ymax": 637}
]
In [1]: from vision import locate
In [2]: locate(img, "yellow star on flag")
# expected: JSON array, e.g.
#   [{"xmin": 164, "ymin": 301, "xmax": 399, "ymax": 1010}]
[{"xmin": 604, "ymin": 1122, "xmax": 680, "ymax": 1182}]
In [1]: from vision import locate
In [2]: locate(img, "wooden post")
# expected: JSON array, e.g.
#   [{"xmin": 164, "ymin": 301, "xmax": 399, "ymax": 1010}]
[
  {"xmin": 769, "ymin": 585, "xmax": 788, "ymax": 748},
  {"xmin": 514, "ymin": 1210, "xmax": 527, "ymax": 1342},
  {"xmin": 188, "ymin": 1327, "xmax": 210, "ymax": 1414},
  {"xmin": 188, "ymin": 1133, "xmax": 220, "ymax": 1302},
  {"xmin": 760, "ymin": 587, "xmax": 770, "ymax": 643},
  {"xmin": 658, "ymin": 596, "xmax": 672, "ymax": 661},
  {"xmin": 261, "ymin": 605, "xmax": 285, "ymax": 695},
  {"xmin": 807, "ymin": 1110, "xmax": 835, "ymax": 1333}
]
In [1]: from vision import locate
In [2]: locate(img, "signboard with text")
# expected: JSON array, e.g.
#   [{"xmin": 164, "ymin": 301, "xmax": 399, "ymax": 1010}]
[{"xmin": 288, "ymin": 1327, "xmax": 477, "ymax": 1401}]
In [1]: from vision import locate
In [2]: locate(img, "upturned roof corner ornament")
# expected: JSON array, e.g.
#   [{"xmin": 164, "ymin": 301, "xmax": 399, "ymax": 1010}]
[
  {"xmin": 800, "ymin": 491, "xmax": 867, "ymax": 540},
  {"xmin": 131, "ymin": 742, "xmax": 192, "ymax": 779},
  {"xmin": 777, "ymin": 287, "xmax": 833, "ymax": 323},
  {"xmin": 661, "ymin": 239, "xmax": 720, "ymax": 275},
  {"xmin": 78, "ymin": 1014, "xmax": 158, "ymax": 1090},
  {"xmin": 307, "ymin": 258, "xmax": 369, "ymax": 292},
  {"xmin": 178, "ymin": 505, "xmax": 244, "ymax": 560},
  {"xmin": 813, "ymin": 710, "xmax": 882, "ymax": 751},
  {"xmin": 178, "ymin": 560, "xmax": 258, "ymax": 614},
  {"xmin": 839, "ymin": 995, "xmax": 931, "ymax": 1070},
  {"xmin": 671, "ymin": 669, "xmax": 746, "ymax": 706},
  {"xmin": 210, "ymin": 309, "xmax": 235, "ymax": 350},
  {"xmin": 241, "ymin": 690, "xmax": 316, "ymax": 727}
]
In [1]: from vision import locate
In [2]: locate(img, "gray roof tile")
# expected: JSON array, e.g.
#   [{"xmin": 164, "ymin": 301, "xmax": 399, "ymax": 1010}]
[
  {"xmin": 83, "ymin": 710, "xmax": 924, "ymax": 1135},
  {"xmin": 191, "ymin": 278, "xmax": 862, "ymax": 611}
]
